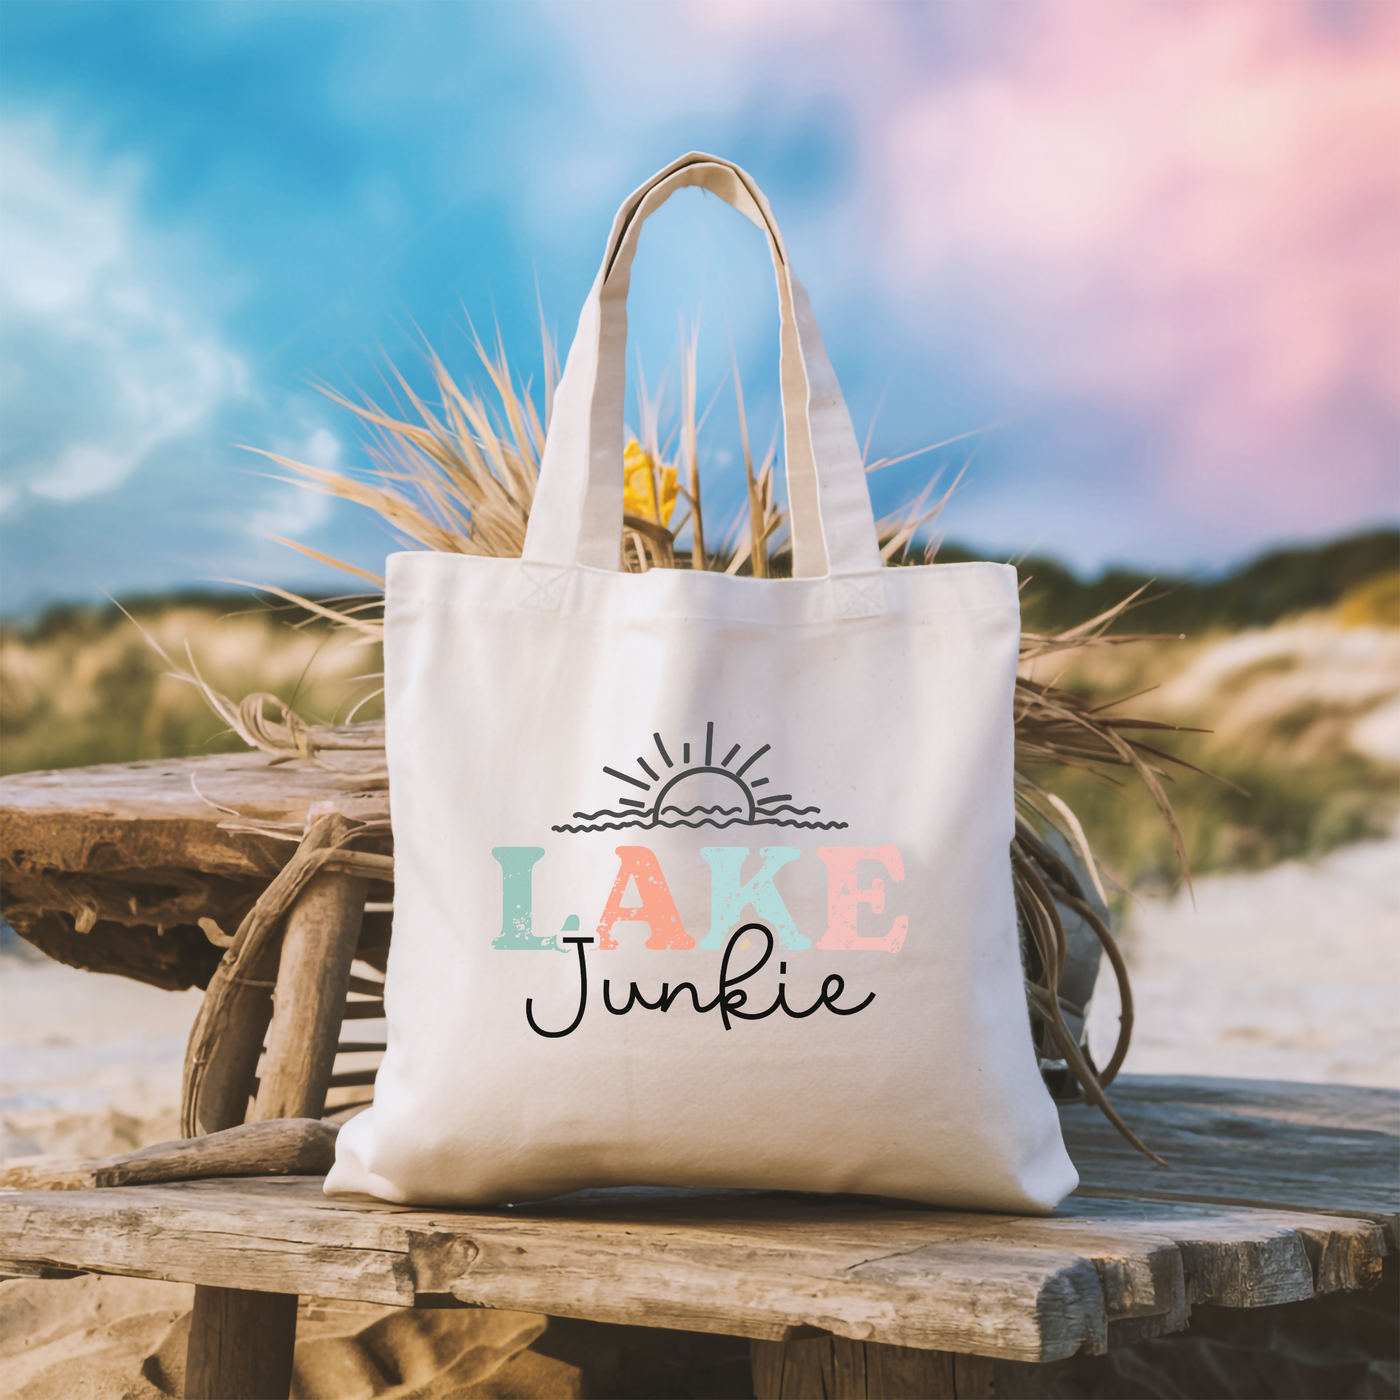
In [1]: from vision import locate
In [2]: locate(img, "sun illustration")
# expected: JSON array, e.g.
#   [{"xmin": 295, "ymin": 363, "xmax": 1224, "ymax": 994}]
[{"xmin": 552, "ymin": 722, "xmax": 849, "ymax": 833}]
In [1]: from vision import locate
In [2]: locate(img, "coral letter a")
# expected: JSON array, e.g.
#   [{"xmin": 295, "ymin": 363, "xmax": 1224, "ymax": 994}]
[{"xmin": 595, "ymin": 846, "xmax": 694, "ymax": 951}]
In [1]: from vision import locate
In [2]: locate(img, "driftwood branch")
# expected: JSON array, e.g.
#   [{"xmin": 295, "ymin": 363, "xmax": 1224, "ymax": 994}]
[
  {"xmin": 0, "ymin": 1118, "xmax": 338, "ymax": 1192},
  {"xmin": 251, "ymin": 815, "xmax": 369, "ymax": 1121},
  {"xmin": 181, "ymin": 817, "xmax": 393, "ymax": 1137}
]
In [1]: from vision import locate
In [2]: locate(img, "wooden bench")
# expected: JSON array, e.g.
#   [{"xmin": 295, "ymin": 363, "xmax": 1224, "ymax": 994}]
[{"xmin": 3, "ymin": 752, "xmax": 1396, "ymax": 1398}]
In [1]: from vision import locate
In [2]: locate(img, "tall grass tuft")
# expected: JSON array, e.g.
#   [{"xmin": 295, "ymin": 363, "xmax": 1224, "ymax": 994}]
[
  {"xmin": 227, "ymin": 328, "xmax": 1205, "ymax": 873},
  {"xmin": 0, "ymin": 600, "xmax": 382, "ymax": 777}
]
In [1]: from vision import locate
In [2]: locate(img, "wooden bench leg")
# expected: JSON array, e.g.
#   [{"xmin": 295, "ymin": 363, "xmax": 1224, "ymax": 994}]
[
  {"xmin": 185, "ymin": 814, "xmax": 368, "ymax": 1398},
  {"xmin": 751, "ymin": 1335, "xmax": 996, "ymax": 1399},
  {"xmin": 184, "ymin": 1285, "xmax": 297, "ymax": 1399}
]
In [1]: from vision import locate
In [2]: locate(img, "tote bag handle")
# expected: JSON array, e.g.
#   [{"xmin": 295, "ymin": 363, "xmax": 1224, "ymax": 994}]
[{"xmin": 522, "ymin": 153, "xmax": 882, "ymax": 579}]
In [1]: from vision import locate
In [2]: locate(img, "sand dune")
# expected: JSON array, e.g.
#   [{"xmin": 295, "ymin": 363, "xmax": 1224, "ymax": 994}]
[
  {"xmin": 1087, "ymin": 825, "xmax": 1400, "ymax": 1090},
  {"xmin": 0, "ymin": 956, "xmax": 201, "ymax": 1159}
]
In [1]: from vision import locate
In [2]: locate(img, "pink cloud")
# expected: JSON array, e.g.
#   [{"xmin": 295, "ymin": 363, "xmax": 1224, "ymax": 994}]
[
  {"xmin": 677, "ymin": 0, "xmax": 1400, "ymax": 531},
  {"xmin": 873, "ymin": 4, "xmax": 1397, "ymax": 510}
]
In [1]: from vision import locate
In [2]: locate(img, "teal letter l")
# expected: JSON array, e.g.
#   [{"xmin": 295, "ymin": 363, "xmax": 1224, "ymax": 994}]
[{"xmin": 490, "ymin": 847, "xmax": 552, "ymax": 949}]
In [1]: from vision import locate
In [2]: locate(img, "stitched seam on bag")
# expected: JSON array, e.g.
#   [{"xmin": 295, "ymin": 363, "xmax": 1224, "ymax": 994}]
[
  {"xmin": 392, "ymin": 575, "xmax": 1021, "ymax": 622},
  {"xmin": 390, "ymin": 594, "xmax": 1014, "ymax": 622},
  {"xmin": 519, "ymin": 565, "xmax": 569, "ymax": 612},
  {"xmin": 390, "ymin": 601, "xmax": 1018, "ymax": 626},
  {"xmin": 835, "ymin": 576, "xmax": 886, "ymax": 619}
]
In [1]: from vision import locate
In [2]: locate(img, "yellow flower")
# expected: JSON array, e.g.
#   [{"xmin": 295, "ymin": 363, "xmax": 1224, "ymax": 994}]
[{"xmin": 623, "ymin": 438, "xmax": 678, "ymax": 527}]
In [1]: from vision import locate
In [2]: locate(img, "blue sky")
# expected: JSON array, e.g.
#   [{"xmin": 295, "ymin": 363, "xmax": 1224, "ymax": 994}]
[{"xmin": 2, "ymin": 1, "xmax": 1396, "ymax": 614}]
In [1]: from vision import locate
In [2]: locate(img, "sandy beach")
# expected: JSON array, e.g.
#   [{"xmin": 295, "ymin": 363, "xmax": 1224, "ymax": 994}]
[
  {"xmin": 0, "ymin": 947, "xmax": 201, "ymax": 1161},
  {"xmin": 1088, "ymin": 824, "xmax": 1400, "ymax": 1091}
]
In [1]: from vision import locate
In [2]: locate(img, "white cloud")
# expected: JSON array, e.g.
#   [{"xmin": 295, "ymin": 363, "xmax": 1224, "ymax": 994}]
[
  {"xmin": 0, "ymin": 123, "xmax": 248, "ymax": 511},
  {"xmin": 248, "ymin": 424, "xmax": 340, "ymax": 541}
]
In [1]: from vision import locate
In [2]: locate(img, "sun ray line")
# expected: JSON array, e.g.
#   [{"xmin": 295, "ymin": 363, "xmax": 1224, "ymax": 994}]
[
  {"xmin": 705, "ymin": 722, "xmax": 714, "ymax": 766},
  {"xmin": 750, "ymin": 777, "xmax": 770, "ymax": 787},
  {"xmin": 619, "ymin": 797, "xmax": 646, "ymax": 809},
  {"xmin": 603, "ymin": 766, "xmax": 650, "ymax": 791},
  {"xmin": 637, "ymin": 757, "xmax": 660, "ymax": 781},
  {"xmin": 734, "ymin": 743, "xmax": 771, "ymax": 778},
  {"xmin": 683, "ymin": 743, "xmax": 691, "ymax": 762},
  {"xmin": 721, "ymin": 743, "xmax": 741, "ymax": 768},
  {"xmin": 756, "ymin": 794, "xmax": 793, "ymax": 805},
  {"xmin": 653, "ymin": 733, "xmax": 674, "ymax": 768}
]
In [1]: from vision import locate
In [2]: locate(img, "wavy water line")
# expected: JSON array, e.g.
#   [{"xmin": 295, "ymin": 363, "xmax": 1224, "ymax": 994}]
[
  {"xmin": 754, "ymin": 804, "xmax": 821, "ymax": 817},
  {"xmin": 550, "ymin": 816, "xmax": 850, "ymax": 834},
  {"xmin": 569, "ymin": 803, "xmax": 745, "ymax": 821}
]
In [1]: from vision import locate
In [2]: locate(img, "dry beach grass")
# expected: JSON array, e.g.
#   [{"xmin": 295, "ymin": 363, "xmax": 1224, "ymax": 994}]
[{"xmin": 0, "ymin": 602, "xmax": 382, "ymax": 779}]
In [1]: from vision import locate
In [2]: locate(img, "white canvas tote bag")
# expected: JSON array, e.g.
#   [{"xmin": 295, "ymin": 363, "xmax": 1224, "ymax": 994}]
[{"xmin": 326, "ymin": 153, "xmax": 1078, "ymax": 1214}]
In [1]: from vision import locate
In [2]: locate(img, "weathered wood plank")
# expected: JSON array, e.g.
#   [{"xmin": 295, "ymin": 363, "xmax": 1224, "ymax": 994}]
[
  {"xmin": 451, "ymin": 1216, "xmax": 1106, "ymax": 1359},
  {"xmin": 1063, "ymin": 1075, "xmax": 1400, "ymax": 1239},
  {"xmin": 496, "ymin": 1179, "xmax": 1385, "ymax": 1318},
  {"xmin": 1047, "ymin": 1196, "xmax": 1387, "ymax": 1303},
  {"xmin": 0, "ymin": 1179, "xmax": 1104, "ymax": 1357},
  {"xmin": 0, "ymin": 1179, "xmax": 421, "ymax": 1305},
  {"xmin": 0, "ymin": 748, "xmax": 390, "ymax": 987},
  {"xmin": 0, "ymin": 1176, "xmax": 1385, "ymax": 1362},
  {"xmin": 0, "ymin": 750, "xmax": 387, "ymax": 864}
]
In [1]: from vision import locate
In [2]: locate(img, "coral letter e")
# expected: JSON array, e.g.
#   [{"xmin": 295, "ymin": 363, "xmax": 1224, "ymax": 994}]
[
  {"xmin": 816, "ymin": 846, "xmax": 909, "ymax": 952},
  {"xmin": 595, "ymin": 847, "xmax": 693, "ymax": 951},
  {"xmin": 490, "ymin": 847, "xmax": 552, "ymax": 949}
]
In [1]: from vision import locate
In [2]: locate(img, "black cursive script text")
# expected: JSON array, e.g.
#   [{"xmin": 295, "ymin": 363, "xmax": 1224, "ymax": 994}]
[{"xmin": 524, "ymin": 923, "xmax": 874, "ymax": 1038}]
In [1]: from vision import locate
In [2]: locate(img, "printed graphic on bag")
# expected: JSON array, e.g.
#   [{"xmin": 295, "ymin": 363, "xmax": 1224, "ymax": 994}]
[
  {"xmin": 497, "ymin": 742, "xmax": 910, "ymax": 1041},
  {"xmin": 550, "ymin": 721, "xmax": 848, "ymax": 832},
  {"xmin": 500, "ymin": 720, "xmax": 906, "ymax": 1039}
]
